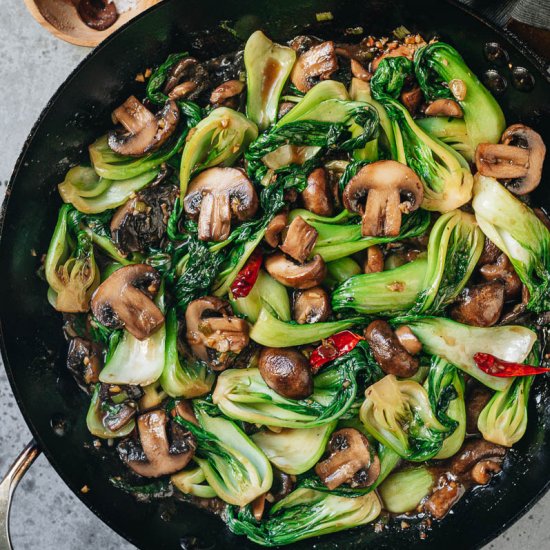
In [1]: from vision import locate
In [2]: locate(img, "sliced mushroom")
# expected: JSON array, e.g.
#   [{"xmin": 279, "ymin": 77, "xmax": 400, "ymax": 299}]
[
  {"xmin": 475, "ymin": 124, "xmax": 546, "ymax": 194},
  {"xmin": 293, "ymin": 287, "xmax": 331, "ymax": 324},
  {"xmin": 66, "ymin": 337, "xmax": 102, "ymax": 392},
  {"xmin": 268, "ymin": 468, "xmax": 295, "ymax": 503},
  {"xmin": 449, "ymin": 79, "xmax": 467, "ymax": 101},
  {"xmin": 450, "ymin": 281, "xmax": 505, "ymax": 327},
  {"xmin": 470, "ymin": 460, "xmax": 503, "ymax": 485},
  {"xmin": 77, "ymin": 0, "xmax": 118, "ymax": 31},
  {"xmin": 110, "ymin": 181, "xmax": 179, "ymax": 254},
  {"xmin": 279, "ymin": 216, "xmax": 318, "ymax": 264},
  {"xmin": 264, "ymin": 212, "xmax": 288, "ymax": 248},
  {"xmin": 291, "ymin": 41, "xmax": 339, "ymax": 93},
  {"xmin": 118, "ymin": 409, "xmax": 196, "ymax": 478},
  {"xmin": 343, "ymin": 160, "xmax": 423, "ymax": 237},
  {"xmin": 183, "ymin": 167, "xmax": 259, "ymax": 242},
  {"xmin": 400, "ymin": 86, "xmax": 423, "ymax": 116},
  {"xmin": 99, "ymin": 384, "xmax": 138, "ymax": 432},
  {"xmin": 315, "ymin": 428, "xmax": 380, "ymax": 490},
  {"xmin": 477, "ymin": 238, "xmax": 501, "ymax": 266},
  {"xmin": 424, "ymin": 98, "xmax": 463, "ymax": 118},
  {"xmin": 265, "ymin": 252, "xmax": 326, "ymax": 289},
  {"xmin": 109, "ymin": 97, "xmax": 180, "ymax": 157},
  {"xmin": 475, "ymin": 143, "xmax": 530, "ymax": 179},
  {"xmin": 259, "ymin": 347, "xmax": 313, "ymax": 399},
  {"xmin": 171, "ymin": 399, "xmax": 199, "ymax": 426},
  {"xmin": 423, "ymin": 475, "xmax": 462, "ymax": 519},
  {"xmin": 363, "ymin": 245, "xmax": 384, "ymax": 274},
  {"xmin": 479, "ymin": 254, "xmax": 522, "ymax": 300},
  {"xmin": 394, "ymin": 325, "xmax": 423, "ymax": 355},
  {"xmin": 163, "ymin": 57, "xmax": 210, "ymax": 101},
  {"xmin": 364, "ymin": 320, "xmax": 419, "ymax": 377},
  {"xmin": 91, "ymin": 264, "xmax": 164, "ymax": 341},
  {"xmin": 300, "ymin": 168, "xmax": 334, "ymax": 216},
  {"xmin": 449, "ymin": 439, "xmax": 506, "ymax": 480},
  {"xmin": 210, "ymin": 80, "xmax": 245, "ymax": 107},
  {"xmin": 350, "ymin": 59, "xmax": 371, "ymax": 82},
  {"xmin": 185, "ymin": 296, "xmax": 249, "ymax": 369}
]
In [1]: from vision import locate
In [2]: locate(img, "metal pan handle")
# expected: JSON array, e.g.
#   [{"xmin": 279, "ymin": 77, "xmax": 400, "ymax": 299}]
[{"xmin": 0, "ymin": 441, "xmax": 41, "ymax": 550}]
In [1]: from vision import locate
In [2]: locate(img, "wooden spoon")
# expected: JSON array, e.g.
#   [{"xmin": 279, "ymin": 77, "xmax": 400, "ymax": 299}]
[{"xmin": 23, "ymin": 0, "xmax": 161, "ymax": 48}]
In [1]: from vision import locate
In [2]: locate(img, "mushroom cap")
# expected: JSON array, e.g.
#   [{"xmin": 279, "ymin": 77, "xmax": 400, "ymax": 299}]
[
  {"xmin": 501, "ymin": 123, "xmax": 546, "ymax": 195},
  {"xmin": 183, "ymin": 167, "xmax": 259, "ymax": 242},
  {"xmin": 118, "ymin": 409, "xmax": 196, "ymax": 478},
  {"xmin": 293, "ymin": 286, "xmax": 331, "ymax": 324},
  {"xmin": 343, "ymin": 160, "xmax": 423, "ymax": 237},
  {"xmin": 90, "ymin": 264, "xmax": 164, "ymax": 341},
  {"xmin": 264, "ymin": 252, "xmax": 326, "ymax": 289},
  {"xmin": 108, "ymin": 97, "xmax": 180, "ymax": 157},
  {"xmin": 258, "ymin": 347, "xmax": 313, "ymax": 399}
]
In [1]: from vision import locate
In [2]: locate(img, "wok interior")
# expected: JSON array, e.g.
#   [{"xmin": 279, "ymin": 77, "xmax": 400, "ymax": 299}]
[{"xmin": 1, "ymin": 0, "xmax": 549, "ymax": 548}]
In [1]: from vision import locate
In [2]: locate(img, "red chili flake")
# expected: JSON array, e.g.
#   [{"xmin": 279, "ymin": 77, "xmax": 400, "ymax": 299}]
[
  {"xmin": 310, "ymin": 330, "xmax": 364, "ymax": 373},
  {"xmin": 473, "ymin": 352, "xmax": 550, "ymax": 378},
  {"xmin": 230, "ymin": 250, "xmax": 263, "ymax": 299}
]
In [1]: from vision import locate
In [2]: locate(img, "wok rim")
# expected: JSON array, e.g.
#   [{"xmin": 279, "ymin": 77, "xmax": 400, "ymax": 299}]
[{"xmin": 0, "ymin": 1, "xmax": 549, "ymax": 548}]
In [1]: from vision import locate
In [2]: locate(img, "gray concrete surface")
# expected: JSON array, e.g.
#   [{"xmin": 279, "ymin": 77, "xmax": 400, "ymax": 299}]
[{"xmin": 0, "ymin": 1, "xmax": 549, "ymax": 548}]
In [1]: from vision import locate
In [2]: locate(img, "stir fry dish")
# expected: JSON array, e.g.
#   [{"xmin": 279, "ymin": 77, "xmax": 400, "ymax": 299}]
[{"xmin": 44, "ymin": 28, "xmax": 549, "ymax": 546}]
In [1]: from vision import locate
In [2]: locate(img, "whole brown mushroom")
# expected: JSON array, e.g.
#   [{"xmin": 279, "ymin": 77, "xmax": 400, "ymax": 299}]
[
  {"xmin": 479, "ymin": 254, "xmax": 522, "ymax": 300},
  {"xmin": 364, "ymin": 320, "xmax": 419, "ymax": 377},
  {"xmin": 258, "ymin": 347, "xmax": 313, "ymax": 399},
  {"xmin": 450, "ymin": 281, "xmax": 505, "ymax": 327},
  {"xmin": 301, "ymin": 168, "xmax": 334, "ymax": 216}
]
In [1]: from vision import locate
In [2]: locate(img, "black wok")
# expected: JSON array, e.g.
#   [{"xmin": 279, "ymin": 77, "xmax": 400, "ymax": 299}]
[{"xmin": 1, "ymin": 0, "xmax": 549, "ymax": 548}]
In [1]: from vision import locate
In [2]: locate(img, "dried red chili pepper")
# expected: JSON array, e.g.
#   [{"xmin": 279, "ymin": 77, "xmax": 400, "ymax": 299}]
[
  {"xmin": 230, "ymin": 249, "xmax": 263, "ymax": 298},
  {"xmin": 474, "ymin": 352, "xmax": 550, "ymax": 378},
  {"xmin": 310, "ymin": 330, "xmax": 364, "ymax": 373}
]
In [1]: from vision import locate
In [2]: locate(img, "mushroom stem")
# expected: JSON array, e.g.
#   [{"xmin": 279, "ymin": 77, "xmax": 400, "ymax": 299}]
[{"xmin": 362, "ymin": 188, "xmax": 402, "ymax": 237}]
